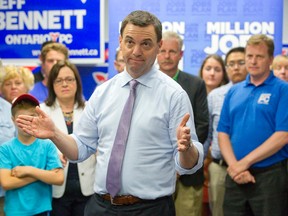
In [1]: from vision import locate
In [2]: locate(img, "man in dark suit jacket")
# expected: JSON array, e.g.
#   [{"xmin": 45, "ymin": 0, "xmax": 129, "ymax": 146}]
[{"xmin": 157, "ymin": 31, "xmax": 208, "ymax": 216}]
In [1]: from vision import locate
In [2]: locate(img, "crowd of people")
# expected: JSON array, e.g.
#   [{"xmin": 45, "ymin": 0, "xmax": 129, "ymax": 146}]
[{"xmin": 0, "ymin": 10, "xmax": 288, "ymax": 216}]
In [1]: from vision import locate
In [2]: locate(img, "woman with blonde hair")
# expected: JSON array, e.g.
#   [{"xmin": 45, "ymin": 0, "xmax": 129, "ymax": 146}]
[
  {"xmin": 0, "ymin": 65, "xmax": 34, "ymax": 103},
  {"xmin": 271, "ymin": 54, "xmax": 288, "ymax": 82}
]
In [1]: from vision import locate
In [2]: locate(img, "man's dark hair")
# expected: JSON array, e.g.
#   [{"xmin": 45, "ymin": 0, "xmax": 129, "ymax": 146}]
[
  {"xmin": 120, "ymin": 10, "xmax": 162, "ymax": 42},
  {"xmin": 225, "ymin": 47, "xmax": 245, "ymax": 65}
]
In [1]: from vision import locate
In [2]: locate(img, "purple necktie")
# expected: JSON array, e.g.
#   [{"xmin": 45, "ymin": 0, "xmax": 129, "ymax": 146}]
[{"xmin": 106, "ymin": 79, "xmax": 139, "ymax": 197}]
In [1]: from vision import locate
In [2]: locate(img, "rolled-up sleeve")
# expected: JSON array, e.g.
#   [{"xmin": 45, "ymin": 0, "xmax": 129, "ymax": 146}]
[{"xmin": 170, "ymin": 90, "xmax": 204, "ymax": 175}]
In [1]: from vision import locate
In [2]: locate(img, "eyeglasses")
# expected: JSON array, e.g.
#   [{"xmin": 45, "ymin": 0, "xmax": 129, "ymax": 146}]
[
  {"xmin": 226, "ymin": 60, "xmax": 245, "ymax": 68},
  {"xmin": 116, "ymin": 59, "xmax": 125, "ymax": 65},
  {"xmin": 54, "ymin": 77, "xmax": 76, "ymax": 86}
]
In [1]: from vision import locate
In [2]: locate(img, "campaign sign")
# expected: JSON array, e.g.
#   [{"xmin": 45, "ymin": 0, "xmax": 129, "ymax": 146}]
[
  {"xmin": 77, "ymin": 65, "xmax": 108, "ymax": 100},
  {"xmin": 108, "ymin": 0, "xmax": 283, "ymax": 77},
  {"xmin": 0, "ymin": 0, "xmax": 105, "ymax": 65}
]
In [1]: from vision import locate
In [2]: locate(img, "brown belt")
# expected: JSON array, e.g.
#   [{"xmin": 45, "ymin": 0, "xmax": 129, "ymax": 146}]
[{"xmin": 101, "ymin": 194, "xmax": 142, "ymax": 205}]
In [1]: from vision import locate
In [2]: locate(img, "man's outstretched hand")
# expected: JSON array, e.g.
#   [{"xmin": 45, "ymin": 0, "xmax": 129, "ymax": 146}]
[{"xmin": 16, "ymin": 106, "xmax": 55, "ymax": 139}]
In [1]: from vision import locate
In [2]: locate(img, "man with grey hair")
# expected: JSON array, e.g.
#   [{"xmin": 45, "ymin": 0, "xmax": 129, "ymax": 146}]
[{"xmin": 157, "ymin": 31, "xmax": 208, "ymax": 216}]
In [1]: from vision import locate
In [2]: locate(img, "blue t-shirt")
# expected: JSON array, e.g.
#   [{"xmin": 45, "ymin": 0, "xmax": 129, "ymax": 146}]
[
  {"xmin": 0, "ymin": 138, "xmax": 62, "ymax": 216},
  {"xmin": 217, "ymin": 72, "xmax": 288, "ymax": 168},
  {"xmin": 29, "ymin": 81, "xmax": 48, "ymax": 103}
]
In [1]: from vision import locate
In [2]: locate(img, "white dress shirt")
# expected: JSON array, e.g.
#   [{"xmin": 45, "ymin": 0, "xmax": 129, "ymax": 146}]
[{"xmin": 71, "ymin": 66, "xmax": 204, "ymax": 199}]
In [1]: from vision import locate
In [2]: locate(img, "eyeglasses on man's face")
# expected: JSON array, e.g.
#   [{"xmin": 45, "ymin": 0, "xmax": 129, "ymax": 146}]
[
  {"xmin": 54, "ymin": 77, "xmax": 76, "ymax": 86},
  {"xmin": 226, "ymin": 60, "xmax": 245, "ymax": 68}
]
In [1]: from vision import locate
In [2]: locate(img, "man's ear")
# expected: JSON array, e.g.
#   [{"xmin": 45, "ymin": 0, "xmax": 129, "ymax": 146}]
[
  {"xmin": 114, "ymin": 60, "xmax": 118, "ymax": 68},
  {"xmin": 157, "ymin": 40, "xmax": 163, "ymax": 54},
  {"xmin": 269, "ymin": 56, "xmax": 274, "ymax": 68},
  {"xmin": 39, "ymin": 53, "xmax": 43, "ymax": 63},
  {"xmin": 158, "ymin": 40, "xmax": 163, "ymax": 49},
  {"xmin": 119, "ymin": 35, "xmax": 122, "ymax": 45}
]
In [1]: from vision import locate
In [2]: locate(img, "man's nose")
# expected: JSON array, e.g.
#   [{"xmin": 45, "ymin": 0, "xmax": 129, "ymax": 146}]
[
  {"xmin": 132, "ymin": 45, "xmax": 142, "ymax": 56},
  {"xmin": 279, "ymin": 66, "xmax": 286, "ymax": 74}
]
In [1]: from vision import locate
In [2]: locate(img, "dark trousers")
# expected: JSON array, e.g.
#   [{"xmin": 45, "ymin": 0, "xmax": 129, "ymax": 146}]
[
  {"xmin": 223, "ymin": 161, "xmax": 288, "ymax": 216},
  {"xmin": 51, "ymin": 178, "xmax": 91, "ymax": 216},
  {"xmin": 51, "ymin": 194, "xmax": 91, "ymax": 216},
  {"xmin": 84, "ymin": 194, "xmax": 175, "ymax": 216}
]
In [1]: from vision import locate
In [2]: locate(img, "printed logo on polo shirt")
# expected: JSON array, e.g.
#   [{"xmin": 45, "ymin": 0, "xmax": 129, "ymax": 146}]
[{"xmin": 257, "ymin": 93, "xmax": 271, "ymax": 105}]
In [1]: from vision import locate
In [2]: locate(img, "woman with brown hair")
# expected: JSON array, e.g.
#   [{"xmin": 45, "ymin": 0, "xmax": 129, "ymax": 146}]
[
  {"xmin": 40, "ymin": 60, "xmax": 96, "ymax": 216},
  {"xmin": 199, "ymin": 54, "xmax": 229, "ymax": 216},
  {"xmin": 199, "ymin": 54, "xmax": 229, "ymax": 94}
]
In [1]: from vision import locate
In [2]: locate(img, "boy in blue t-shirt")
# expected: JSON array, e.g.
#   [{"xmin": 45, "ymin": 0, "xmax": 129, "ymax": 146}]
[{"xmin": 0, "ymin": 94, "xmax": 64, "ymax": 216}]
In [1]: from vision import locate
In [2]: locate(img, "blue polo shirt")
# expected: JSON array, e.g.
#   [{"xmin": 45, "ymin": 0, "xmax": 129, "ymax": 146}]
[{"xmin": 217, "ymin": 72, "xmax": 288, "ymax": 168}]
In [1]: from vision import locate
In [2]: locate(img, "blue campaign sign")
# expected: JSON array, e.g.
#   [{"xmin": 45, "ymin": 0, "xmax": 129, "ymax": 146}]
[
  {"xmin": 108, "ymin": 0, "xmax": 283, "ymax": 77},
  {"xmin": 0, "ymin": 0, "xmax": 104, "ymax": 65},
  {"xmin": 77, "ymin": 65, "xmax": 108, "ymax": 100}
]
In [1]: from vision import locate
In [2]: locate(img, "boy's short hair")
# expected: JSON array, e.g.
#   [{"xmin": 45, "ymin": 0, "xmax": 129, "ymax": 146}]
[{"xmin": 11, "ymin": 94, "xmax": 39, "ymax": 116}]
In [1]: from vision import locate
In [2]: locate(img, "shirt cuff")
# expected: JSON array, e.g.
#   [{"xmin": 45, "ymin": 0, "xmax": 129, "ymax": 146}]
[{"xmin": 175, "ymin": 140, "xmax": 204, "ymax": 175}]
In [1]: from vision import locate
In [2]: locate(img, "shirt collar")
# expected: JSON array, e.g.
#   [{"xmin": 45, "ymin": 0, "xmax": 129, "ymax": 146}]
[
  {"xmin": 172, "ymin": 70, "xmax": 180, "ymax": 81},
  {"xmin": 120, "ymin": 65, "xmax": 158, "ymax": 88},
  {"xmin": 244, "ymin": 71, "xmax": 275, "ymax": 87}
]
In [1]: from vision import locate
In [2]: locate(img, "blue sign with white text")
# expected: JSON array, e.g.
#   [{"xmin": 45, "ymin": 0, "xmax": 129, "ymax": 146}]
[
  {"xmin": 0, "ymin": 0, "xmax": 105, "ymax": 65},
  {"xmin": 108, "ymin": 0, "xmax": 283, "ymax": 77}
]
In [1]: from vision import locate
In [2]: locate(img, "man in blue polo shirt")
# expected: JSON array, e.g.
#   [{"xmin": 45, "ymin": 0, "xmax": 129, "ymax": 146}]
[{"xmin": 218, "ymin": 34, "xmax": 288, "ymax": 216}]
